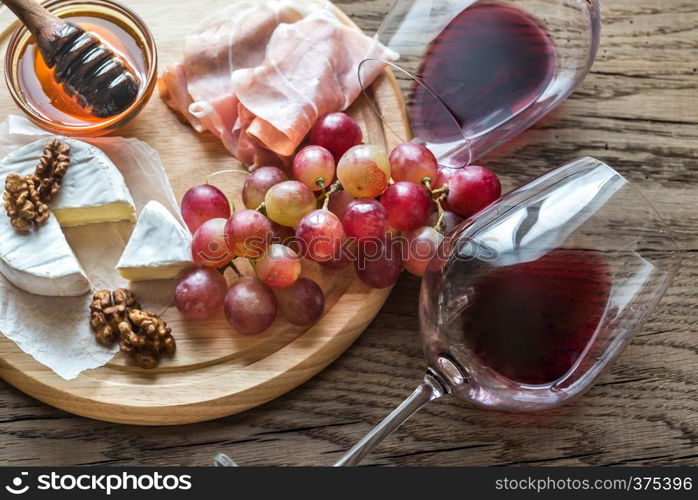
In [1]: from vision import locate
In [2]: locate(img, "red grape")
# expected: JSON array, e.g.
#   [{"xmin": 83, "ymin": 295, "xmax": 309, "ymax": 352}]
[
  {"xmin": 181, "ymin": 184, "xmax": 231, "ymax": 233},
  {"xmin": 276, "ymin": 277, "xmax": 326, "ymax": 326},
  {"xmin": 224, "ymin": 209, "xmax": 272, "ymax": 258},
  {"xmin": 310, "ymin": 112, "xmax": 363, "ymax": 161},
  {"xmin": 296, "ymin": 209, "xmax": 346, "ymax": 263},
  {"xmin": 380, "ymin": 181, "xmax": 431, "ymax": 231},
  {"xmin": 265, "ymin": 180, "xmax": 317, "ymax": 227},
  {"xmin": 175, "ymin": 267, "xmax": 227, "ymax": 319},
  {"xmin": 327, "ymin": 189, "xmax": 354, "ymax": 220},
  {"xmin": 426, "ymin": 210, "xmax": 463, "ymax": 235},
  {"xmin": 242, "ymin": 166, "xmax": 288, "ymax": 209},
  {"xmin": 293, "ymin": 145, "xmax": 336, "ymax": 191},
  {"xmin": 355, "ymin": 238, "xmax": 403, "ymax": 289},
  {"xmin": 446, "ymin": 166, "xmax": 501, "ymax": 218},
  {"xmin": 336, "ymin": 145, "xmax": 390, "ymax": 198},
  {"xmin": 404, "ymin": 226, "xmax": 444, "ymax": 277},
  {"xmin": 342, "ymin": 198, "xmax": 388, "ymax": 243},
  {"xmin": 388, "ymin": 142, "xmax": 438, "ymax": 185},
  {"xmin": 256, "ymin": 244, "xmax": 302, "ymax": 288},
  {"xmin": 192, "ymin": 218, "xmax": 232, "ymax": 267},
  {"xmin": 224, "ymin": 277, "xmax": 277, "ymax": 335}
]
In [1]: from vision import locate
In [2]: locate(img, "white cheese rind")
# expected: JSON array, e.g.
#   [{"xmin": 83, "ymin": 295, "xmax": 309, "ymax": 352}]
[
  {"xmin": 0, "ymin": 137, "xmax": 136, "ymax": 296},
  {"xmin": 0, "ymin": 214, "xmax": 90, "ymax": 296},
  {"xmin": 116, "ymin": 201, "xmax": 193, "ymax": 281}
]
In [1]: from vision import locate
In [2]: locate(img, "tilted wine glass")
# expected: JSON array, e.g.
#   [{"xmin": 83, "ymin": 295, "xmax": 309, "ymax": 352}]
[{"xmin": 334, "ymin": 157, "xmax": 679, "ymax": 465}]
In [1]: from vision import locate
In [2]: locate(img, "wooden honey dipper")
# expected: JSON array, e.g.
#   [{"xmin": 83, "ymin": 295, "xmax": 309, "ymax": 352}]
[{"xmin": 2, "ymin": 0, "xmax": 139, "ymax": 118}]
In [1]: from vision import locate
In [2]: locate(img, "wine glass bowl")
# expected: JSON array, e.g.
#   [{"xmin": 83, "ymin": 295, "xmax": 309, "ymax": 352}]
[{"xmin": 420, "ymin": 157, "xmax": 679, "ymax": 412}]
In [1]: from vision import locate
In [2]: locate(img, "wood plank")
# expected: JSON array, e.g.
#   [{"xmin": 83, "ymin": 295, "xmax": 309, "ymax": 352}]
[{"xmin": 0, "ymin": 0, "xmax": 696, "ymax": 465}]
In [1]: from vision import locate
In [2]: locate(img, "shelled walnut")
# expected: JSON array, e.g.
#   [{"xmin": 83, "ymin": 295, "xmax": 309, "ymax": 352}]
[
  {"xmin": 3, "ymin": 173, "xmax": 49, "ymax": 231},
  {"xmin": 89, "ymin": 288, "xmax": 140, "ymax": 345},
  {"xmin": 120, "ymin": 309, "xmax": 176, "ymax": 369},
  {"xmin": 2, "ymin": 139, "xmax": 71, "ymax": 232},
  {"xmin": 89, "ymin": 288, "xmax": 175, "ymax": 368}
]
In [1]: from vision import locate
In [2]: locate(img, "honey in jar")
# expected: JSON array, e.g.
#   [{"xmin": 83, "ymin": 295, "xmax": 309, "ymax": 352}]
[{"xmin": 7, "ymin": 0, "xmax": 155, "ymax": 135}]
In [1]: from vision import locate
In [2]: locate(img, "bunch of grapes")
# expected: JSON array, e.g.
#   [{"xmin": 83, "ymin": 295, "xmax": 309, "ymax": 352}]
[{"xmin": 175, "ymin": 111, "xmax": 501, "ymax": 336}]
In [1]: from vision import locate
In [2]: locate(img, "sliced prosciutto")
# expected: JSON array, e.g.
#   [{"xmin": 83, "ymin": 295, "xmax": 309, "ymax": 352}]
[
  {"xmin": 160, "ymin": 0, "xmax": 316, "ymax": 156},
  {"xmin": 232, "ymin": 10, "xmax": 396, "ymax": 158},
  {"xmin": 158, "ymin": 0, "xmax": 396, "ymax": 168}
]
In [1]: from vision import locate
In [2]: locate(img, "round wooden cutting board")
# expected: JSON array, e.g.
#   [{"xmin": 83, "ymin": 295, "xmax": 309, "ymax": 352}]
[{"xmin": 0, "ymin": 0, "xmax": 409, "ymax": 424}]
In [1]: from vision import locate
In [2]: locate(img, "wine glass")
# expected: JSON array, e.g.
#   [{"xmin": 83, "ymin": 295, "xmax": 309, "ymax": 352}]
[
  {"xmin": 359, "ymin": 0, "xmax": 601, "ymax": 167},
  {"xmin": 332, "ymin": 157, "xmax": 679, "ymax": 466}
]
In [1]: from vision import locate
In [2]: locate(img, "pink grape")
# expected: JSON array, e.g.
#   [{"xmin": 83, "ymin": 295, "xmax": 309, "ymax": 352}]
[
  {"xmin": 380, "ymin": 181, "xmax": 431, "ymax": 231},
  {"xmin": 256, "ymin": 244, "xmax": 302, "ymax": 288},
  {"xmin": 336, "ymin": 145, "xmax": 390, "ymax": 198},
  {"xmin": 296, "ymin": 209, "xmax": 346, "ymax": 263},
  {"xmin": 181, "ymin": 184, "xmax": 231, "ymax": 233},
  {"xmin": 293, "ymin": 145, "xmax": 336, "ymax": 191},
  {"xmin": 355, "ymin": 238, "xmax": 403, "ymax": 289},
  {"xmin": 404, "ymin": 226, "xmax": 444, "ymax": 277},
  {"xmin": 175, "ymin": 267, "xmax": 228, "ymax": 319},
  {"xmin": 192, "ymin": 218, "xmax": 232, "ymax": 268},
  {"xmin": 342, "ymin": 198, "xmax": 388, "ymax": 243},
  {"xmin": 242, "ymin": 166, "xmax": 288, "ymax": 209},
  {"xmin": 426, "ymin": 210, "xmax": 463, "ymax": 235},
  {"xmin": 327, "ymin": 189, "xmax": 354, "ymax": 220},
  {"xmin": 276, "ymin": 277, "xmax": 326, "ymax": 326},
  {"xmin": 388, "ymin": 142, "xmax": 439, "ymax": 185},
  {"xmin": 310, "ymin": 112, "xmax": 363, "ymax": 161},
  {"xmin": 224, "ymin": 277, "xmax": 277, "ymax": 335},
  {"xmin": 265, "ymin": 180, "xmax": 317, "ymax": 227},
  {"xmin": 447, "ymin": 166, "xmax": 501, "ymax": 218},
  {"xmin": 224, "ymin": 209, "xmax": 272, "ymax": 259}
]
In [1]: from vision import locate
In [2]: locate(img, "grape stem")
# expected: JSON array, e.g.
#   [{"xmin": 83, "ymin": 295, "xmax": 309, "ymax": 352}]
[
  {"xmin": 316, "ymin": 178, "xmax": 326, "ymax": 191},
  {"xmin": 320, "ymin": 181, "xmax": 343, "ymax": 210},
  {"xmin": 219, "ymin": 260, "xmax": 243, "ymax": 278},
  {"xmin": 432, "ymin": 194, "xmax": 447, "ymax": 234},
  {"xmin": 255, "ymin": 201, "xmax": 266, "ymax": 214},
  {"xmin": 423, "ymin": 176, "xmax": 449, "ymax": 234},
  {"xmin": 422, "ymin": 177, "xmax": 433, "ymax": 192}
]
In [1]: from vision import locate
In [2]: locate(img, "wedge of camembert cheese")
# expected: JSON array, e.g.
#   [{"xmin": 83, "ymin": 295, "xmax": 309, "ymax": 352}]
[
  {"xmin": 116, "ymin": 201, "xmax": 193, "ymax": 281},
  {"xmin": 0, "ymin": 137, "xmax": 136, "ymax": 296}
]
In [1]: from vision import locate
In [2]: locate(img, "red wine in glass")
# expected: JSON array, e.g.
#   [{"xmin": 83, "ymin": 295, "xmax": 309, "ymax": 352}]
[
  {"xmin": 411, "ymin": 2, "xmax": 557, "ymax": 149},
  {"xmin": 457, "ymin": 249, "xmax": 611, "ymax": 386}
]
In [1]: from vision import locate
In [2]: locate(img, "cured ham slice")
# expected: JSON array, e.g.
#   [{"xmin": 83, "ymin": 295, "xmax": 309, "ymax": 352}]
[
  {"xmin": 160, "ymin": 0, "xmax": 316, "ymax": 155},
  {"xmin": 158, "ymin": 0, "xmax": 396, "ymax": 168},
  {"xmin": 233, "ymin": 10, "xmax": 396, "ymax": 158}
]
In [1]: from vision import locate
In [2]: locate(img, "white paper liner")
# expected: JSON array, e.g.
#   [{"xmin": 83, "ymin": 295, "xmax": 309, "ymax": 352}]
[{"xmin": 0, "ymin": 115, "xmax": 180, "ymax": 380}]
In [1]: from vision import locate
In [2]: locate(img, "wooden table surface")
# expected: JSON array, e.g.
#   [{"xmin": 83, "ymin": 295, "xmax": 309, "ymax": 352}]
[{"xmin": 1, "ymin": 0, "xmax": 696, "ymax": 466}]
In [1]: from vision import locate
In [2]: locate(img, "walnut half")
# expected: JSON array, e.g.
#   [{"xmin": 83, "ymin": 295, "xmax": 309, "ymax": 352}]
[
  {"xmin": 89, "ymin": 288, "xmax": 175, "ymax": 369},
  {"xmin": 2, "ymin": 139, "xmax": 71, "ymax": 232}
]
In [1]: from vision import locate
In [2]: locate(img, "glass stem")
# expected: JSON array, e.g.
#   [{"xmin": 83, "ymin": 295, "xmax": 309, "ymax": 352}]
[{"xmin": 334, "ymin": 371, "xmax": 446, "ymax": 466}]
